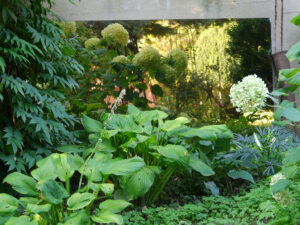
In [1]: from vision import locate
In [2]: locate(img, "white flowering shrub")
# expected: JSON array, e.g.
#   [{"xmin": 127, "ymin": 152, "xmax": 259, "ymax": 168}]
[
  {"xmin": 84, "ymin": 37, "xmax": 100, "ymax": 49},
  {"xmin": 229, "ymin": 74, "xmax": 269, "ymax": 113},
  {"xmin": 133, "ymin": 46, "xmax": 161, "ymax": 71},
  {"xmin": 112, "ymin": 55, "xmax": 130, "ymax": 64},
  {"xmin": 270, "ymin": 172, "xmax": 291, "ymax": 205},
  {"xmin": 101, "ymin": 23, "xmax": 129, "ymax": 47}
]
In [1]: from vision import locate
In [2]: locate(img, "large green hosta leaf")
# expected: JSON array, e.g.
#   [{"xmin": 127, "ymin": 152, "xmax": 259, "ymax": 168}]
[
  {"xmin": 67, "ymin": 193, "xmax": 95, "ymax": 210},
  {"xmin": 0, "ymin": 194, "xmax": 18, "ymax": 214},
  {"xmin": 31, "ymin": 153, "xmax": 76, "ymax": 182},
  {"xmin": 153, "ymin": 145, "xmax": 189, "ymax": 167},
  {"xmin": 227, "ymin": 169, "xmax": 255, "ymax": 184},
  {"xmin": 3, "ymin": 172, "xmax": 39, "ymax": 197},
  {"xmin": 92, "ymin": 200, "xmax": 131, "ymax": 224},
  {"xmin": 26, "ymin": 203, "xmax": 51, "ymax": 214},
  {"xmin": 128, "ymin": 104, "xmax": 168, "ymax": 124},
  {"xmin": 99, "ymin": 199, "xmax": 131, "ymax": 213},
  {"xmin": 121, "ymin": 166, "xmax": 157, "ymax": 200},
  {"xmin": 160, "ymin": 117, "xmax": 190, "ymax": 131},
  {"xmin": 99, "ymin": 157, "xmax": 145, "ymax": 176},
  {"xmin": 81, "ymin": 114, "xmax": 103, "ymax": 133},
  {"xmin": 4, "ymin": 216, "xmax": 37, "ymax": 225},
  {"xmin": 89, "ymin": 183, "xmax": 114, "ymax": 195},
  {"xmin": 37, "ymin": 180, "xmax": 69, "ymax": 205},
  {"xmin": 283, "ymin": 147, "xmax": 300, "ymax": 165},
  {"xmin": 167, "ymin": 124, "xmax": 233, "ymax": 141},
  {"xmin": 107, "ymin": 114, "xmax": 143, "ymax": 133},
  {"xmin": 188, "ymin": 156, "xmax": 215, "ymax": 176},
  {"xmin": 92, "ymin": 211, "xmax": 123, "ymax": 225},
  {"xmin": 58, "ymin": 211, "xmax": 89, "ymax": 225},
  {"xmin": 270, "ymin": 179, "xmax": 291, "ymax": 194}
]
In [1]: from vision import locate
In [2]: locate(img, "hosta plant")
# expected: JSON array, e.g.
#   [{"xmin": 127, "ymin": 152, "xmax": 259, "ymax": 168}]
[
  {"xmin": 0, "ymin": 116, "xmax": 147, "ymax": 225},
  {"xmin": 77, "ymin": 105, "xmax": 233, "ymax": 205}
]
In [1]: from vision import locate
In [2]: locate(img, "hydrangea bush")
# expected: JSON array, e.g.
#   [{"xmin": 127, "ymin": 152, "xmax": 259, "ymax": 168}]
[
  {"xmin": 230, "ymin": 74, "xmax": 269, "ymax": 113},
  {"xmin": 270, "ymin": 172, "xmax": 291, "ymax": 205},
  {"xmin": 112, "ymin": 55, "xmax": 130, "ymax": 64},
  {"xmin": 133, "ymin": 46, "xmax": 161, "ymax": 71},
  {"xmin": 101, "ymin": 23, "xmax": 129, "ymax": 47},
  {"xmin": 84, "ymin": 37, "xmax": 100, "ymax": 49},
  {"xmin": 165, "ymin": 48, "xmax": 188, "ymax": 74}
]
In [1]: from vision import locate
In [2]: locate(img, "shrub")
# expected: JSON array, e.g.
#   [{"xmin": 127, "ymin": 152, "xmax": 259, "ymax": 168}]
[
  {"xmin": 101, "ymin": 23, "xmax": 129, "ymax": 47},
  {"xmin": 82, "ymin": 104, "xmax": 233, "ymax": 205},
  {"xmin": 165, "ymin": 48, "xmax": 188, "ymax": 74},
  {"xmin": 0, "ymin": 0, "xmax": 83, "ymax": 172},
  {"xmin": 84, "ymin": 37, "xmax": 100, "ymax": 49},
  {"xmin": 133, "ymin": 46, "xmax": 161, "ymax": 71},
  {"xmin": 112, "ymin": 55, "xmax": 130, "ymax": 64},
  {"xmin": 230, "ymin": 74, "xmax": 269, "ymax": 113}
]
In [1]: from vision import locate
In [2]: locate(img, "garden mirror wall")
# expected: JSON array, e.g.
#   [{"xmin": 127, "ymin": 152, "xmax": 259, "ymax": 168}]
[{"xmin": 52, "ymin": 0, "xmax": 300, "ymax": 71}]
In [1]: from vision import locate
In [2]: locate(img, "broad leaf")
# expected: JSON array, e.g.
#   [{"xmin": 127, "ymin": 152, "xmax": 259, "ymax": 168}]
[
  {"xmin": 61, "ymin": 211, "xmax": 89, "ymax": 225},
  {"xmin": 204, "ymin": 181, "xmax": 219, "ymax": 195},
  {"xmin": 99, "ymin": 157, "xmax": 145, "ymax": 176},
  {"xmin": 82, "ymin": 114, "xmax": 103, "ymax": 133},
  {"xmin": 99, "ymin": 199, "xmax": 131, "ymax": 213},
  {"xmin": 154, "ymin": 145, "xmax": 189, "ymax": 166},
  {"xmin": 270, "ymin": 179, "xmax": 291, "ymax": 194},
  {"xmin": 122, "ymin": 166, "xmax": 156, "ymax": 200},
  {"xmin": 108, "ymin": 114, "xmax": 143, "ymax": 133},
  {"xmin": 227, "ymin": 170, "xmax": 255, "ymax": 184},
  {"xmin": 31, "ymin": 157, "xmax": 57, "ymax": 181},
  {"xmin": 57, "ymin": 145, "xmax": 84, "ymax": 153},
  {"xmin": 282, "ymin": 107, "xmax": 300, "ymax": 122},
  {"xmin": 291, "ymin": 14, "xmax": 300, "ymax": 27},
  {"xmin": 99, "ymin": 183, "xmax": 114, "ymax": 195},
  {"xmin": 67, "ymin": 193, "xmax": 95, "ymax": 210},
  {"xmin": 92, "ymin": 211, "xmax": 123, "ymax": 225},
  {"xmin": 283, "ymin": 147, "xmax": 300, "ymax": 165},
  {"xmin": 5, "ymin": 216, "xmax": 37, "ymax": 225},
  {"xmin": 0, "ymin": 194, "xmax": 18, "ymax": 214},
  {"xmin": 26, "ymin": 203, "xmax": 51, "ymax": 214},
  {"xmin": 3, "ymin": 172, "xmax": 39, "ymax": 196},
  {"xmin": 188, "ymin": 156, "xmax": 215, "ymax": 176},
  {"xmin": 160, "ymin": 117, "xmax": 190, "ymax": 131},
  {"xmin": 286, "ymin": 41, "xmax": 300, "ymax": 62},
  {"xmin": 38, "ymin": 180, "xmax": 69, "ymax": 205}
]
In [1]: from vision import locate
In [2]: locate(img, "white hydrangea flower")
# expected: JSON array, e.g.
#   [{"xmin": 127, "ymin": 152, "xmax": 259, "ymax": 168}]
[
  {"xmin": 229, "ymin": 74, "xmax": 269, "ymax": 113},
  {"xmin": 270, "ymin": 172, "xmax": 291, "ymax": 205},
  {"xmin": 270, "ymin": 172, "xmax": 286, "ymax": 185}
]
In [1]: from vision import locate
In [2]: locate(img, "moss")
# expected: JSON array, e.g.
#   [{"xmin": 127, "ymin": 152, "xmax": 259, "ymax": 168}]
[
  {"xmin": 101, "ymin": 23, "xmax": 129, "ymax": 47},
  {"xmin": 112, "ymin": 55, "xmax": 130, "ymax": 64},
  {"xmin": 84, "ymin": 37, "xmax": 100, "ymax": 49},
  {"xmin": 133, "ymin": 46, "xmax": 161, "ymax": 71},
  {"xmin": 166, "ymin": 49, "xmax": 188, "ymax": 74}
]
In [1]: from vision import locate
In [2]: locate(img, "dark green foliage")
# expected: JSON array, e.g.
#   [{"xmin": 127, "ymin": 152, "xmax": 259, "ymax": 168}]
[
  {"xmin": 0, "ymin": 0, "xmax": 83, "ymax": 172},
  {"xmin": 219, "ymin": 126, "xmax": 299, "ymax": 179},
  {"xmin": 227, "ymin": 19, "xmax": 272, "ymax": 87}
]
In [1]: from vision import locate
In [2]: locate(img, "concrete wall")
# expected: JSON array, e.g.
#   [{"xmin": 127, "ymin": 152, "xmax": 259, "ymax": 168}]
[{"xmin": 52, "ymin": 0, "xmax": 300, "ymax": 54}]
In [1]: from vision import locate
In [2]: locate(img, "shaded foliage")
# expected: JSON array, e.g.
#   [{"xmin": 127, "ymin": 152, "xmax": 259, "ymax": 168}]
[{"xmin": 0, "ymin": 0, "xmax": 83, "ymax": 173}]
